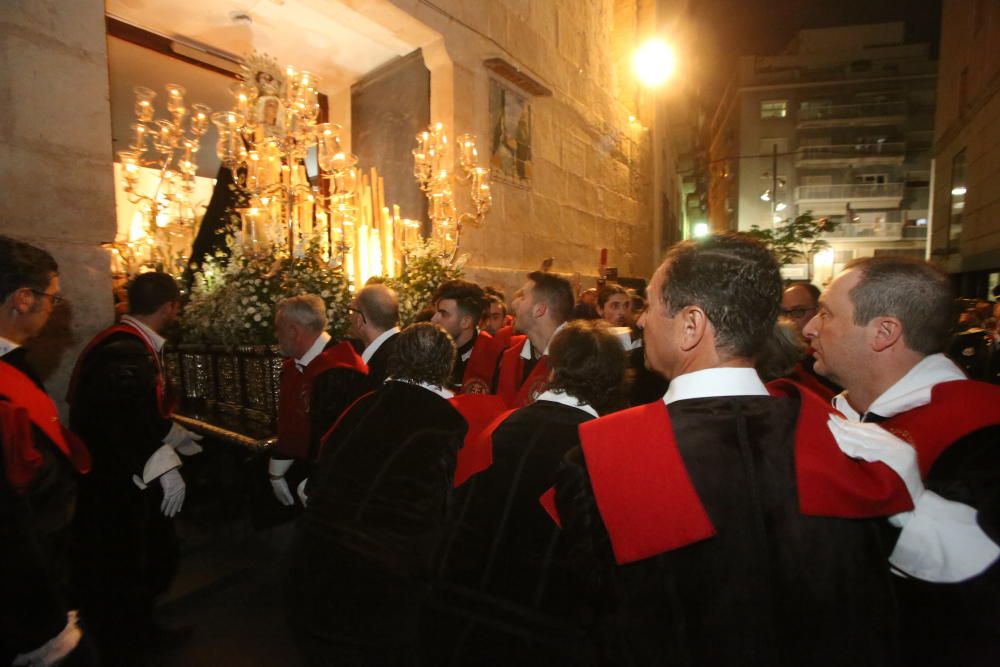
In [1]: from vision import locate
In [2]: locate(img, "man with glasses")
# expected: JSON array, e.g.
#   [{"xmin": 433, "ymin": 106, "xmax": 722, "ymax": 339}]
[
  {"xmin": 781, "ymin": 281, "xmax": 840, "ymax": 400},
  {"xmin": 0, "ymin": 235, "xmax": 91, "ymax": 666},
  {"xmin": 349, "ymin": 283, "xmax": 400, "ymax": 388}
]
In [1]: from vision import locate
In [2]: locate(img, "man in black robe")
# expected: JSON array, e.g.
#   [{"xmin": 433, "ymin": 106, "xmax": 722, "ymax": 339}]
[
  {"xmin": 286, "ymin": 323, "xmax": 467, "ymax": 666},
  {"xmin": 556, "ymin": 234, "xmax": 915, "ymax": 667},
  {"xmin": 426, "ymin": 320, "xmax": 628, "ymax": 666},
  {"xmin": 69, "ymin": 272, "xmax": 199, "ymax": 665},
  {"xmin": 0, "ymin": 236, "xmax": 90, "ymax": 665},
  {"xmin": 804, "ymin": 257, "xmax": 1000, "ymax": 666},
  {"xmin": 349, "ymin": 283, "xmax": 400, "ymax": 388}
]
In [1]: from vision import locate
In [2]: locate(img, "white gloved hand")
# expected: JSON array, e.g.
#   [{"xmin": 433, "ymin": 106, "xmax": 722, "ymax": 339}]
[
  {"xmin": 12, "ymin": 610, "xmax": 82, "ymax": 666},
  {"xmin": 164, "ymin": 421, "xmax": 204, "ymax": 456},
  {"xmin": 297, "ymin": 477, "xmax": 309, "ymax": 508},
  {"xmin": 268, "ymin": 458, "xmax": 295, "ymax": 506},
  {"xmin": 827, "ymin": 415, "xmax": 925, "ymax": 503},
  {"xmin": 159, "ymin": 468, "xmax": 186, "ymax": 517}
]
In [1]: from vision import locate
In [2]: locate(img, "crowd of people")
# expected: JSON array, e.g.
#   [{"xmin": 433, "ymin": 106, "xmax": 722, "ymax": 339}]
[{"xmin": 1, "ymin": 231, "xmax": 998, "ymax": 667}]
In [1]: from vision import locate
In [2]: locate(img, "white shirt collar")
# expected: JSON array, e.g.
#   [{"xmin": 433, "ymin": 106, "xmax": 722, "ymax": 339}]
[
  {"xmin": 388, "ymin": 378, "xmax": 454, "ymax": 399},
  {"xmin": 361, "ymin": 326, "xmax": 400, "ymax": 364},
  {"xmin": 662, "ymin": 367, "xmax": 769, "ymax": 405},
  {"xmin": 121, "ymin": 315, "xmax": 165, "ymax": 353},
  {"xmin": 459, "ymin": 329, "xmax": 478, "ymax": 362},
  {"xmin": 832, "ymin": 353, "xmax": 967, "ymax": 421},
  {"xmin": 520, "ymin": 321, "xmax": 568, "ymax": 360},
  {"xmin": 296, "ymin": 331, "xmax": 331, "ymax": 370},
  {"xmin": 0, "ymin": 335, "xmax": 20, "ymax": 357},
  {"xmin": 535, "ymin": 388, "xmax": 599, "ymax": 418}
]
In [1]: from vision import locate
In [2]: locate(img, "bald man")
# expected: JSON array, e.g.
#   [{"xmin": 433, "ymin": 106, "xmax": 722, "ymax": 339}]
[{"xmin": 348, "ymin": 284, "xmax": 400, "ymax": 388}]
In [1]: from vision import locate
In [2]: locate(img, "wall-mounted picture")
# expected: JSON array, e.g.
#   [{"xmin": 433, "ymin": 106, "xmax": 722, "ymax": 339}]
[{"xmin": 490, "ymin": 79, "xmax": 532, "ymax": 186}]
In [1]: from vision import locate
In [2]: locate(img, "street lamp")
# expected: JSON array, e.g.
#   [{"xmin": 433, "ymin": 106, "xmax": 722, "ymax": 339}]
[{"xmin": 634, "ymin": 39, "xmax": 676, "ymax": 88}]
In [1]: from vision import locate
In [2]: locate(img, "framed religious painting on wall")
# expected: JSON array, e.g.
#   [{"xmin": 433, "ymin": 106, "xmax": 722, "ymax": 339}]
[{"xmin": 489, "ymin": 78, "xmax": 532, "ymax": 186}]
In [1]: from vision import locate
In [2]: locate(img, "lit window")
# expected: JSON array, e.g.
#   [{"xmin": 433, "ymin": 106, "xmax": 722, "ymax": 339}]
[{"xmin": 760, "ymin": 100, "xmax": 787, "ymax": 119}]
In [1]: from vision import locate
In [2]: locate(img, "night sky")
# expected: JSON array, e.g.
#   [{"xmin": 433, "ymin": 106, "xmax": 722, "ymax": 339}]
[{"xmin": 683, "ymin": 0, "xmax": 942, "ymax": 96}]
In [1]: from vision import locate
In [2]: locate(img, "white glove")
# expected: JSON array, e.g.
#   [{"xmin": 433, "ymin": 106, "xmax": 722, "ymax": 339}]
[
  {"xmin": 268, "ymin": 458, "xmax": 295, "ymax": 506},
  {"xmin": 12, "ymin": 610, "xmax": 82, "ymax": 666},
  {"xmin": 827, "ymin": 415, "xmax": 924, "ymax": 503},
  {"xmin": 297, "ymin": 478, "xmax": 309, "ymax": 507},
  {"xmin": 164, "ymin": 421, "xmax": 204, "ymax": 456},
  {"xmin": 159, "ymin": 468, "xmax": 186, "ymax": 517}
]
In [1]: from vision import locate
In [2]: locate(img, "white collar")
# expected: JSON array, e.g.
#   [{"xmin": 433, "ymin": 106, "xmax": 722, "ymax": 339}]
[
  {"xmin": 296, "ymin": 331, "xmax": 331, "ymax": 370},
  {"xmin": 361, "ymin": 326, "xmax": 400, "ymax": 364},
  {"xmin": 520, "ymin": 321, "xmax": 568, "ymax": 360},
  {"xmin": 459, "ymin": 329, "xmax": 478, "ymax": 362},
  {"xmin": 662, "ymin": 367, "xmax": 769, "ymax": 405},
  {"xmin": 121, "ymin": 315, "xmax": 165, "ymax": 353},
  {"xmin": 388, "ymin": 378, "xmax": 454, "ymax": 399},
  {"xmin": 833, "ymin": 353, "xmax": 967, "ymax": 421},
  {"xmin": 0, "ymin": 335, "xmax": 21, "ymax": 357},
  {"xmin": 535, "ymin": 388, "xmax": 598, "ymax": 418}
]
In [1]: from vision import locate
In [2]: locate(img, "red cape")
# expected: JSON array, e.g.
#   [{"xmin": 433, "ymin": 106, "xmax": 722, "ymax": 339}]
[
  {"xmin": 575, "ymin": 380, "xmax": 912, "ymax": 565},
  {"xmin": 495, "ymin": 338, "xmax": 550, "ymax": 408},
  {"xmin": 879, "ymin": 379, "xmax": 1000, "ymax": 477},
  {"xmin": 1, "ymin": 359, "xmax": 90, "ymax": 492},
  {"xmin": 68, "ymin": 323, "xmax": 174, "ymax": 417},
  {"xmin": 449, "ymin": 393, "xmax": 510, "ymax": 487},
  {"xmin": 459, "ymin": 330, "xmax": 502, "ymax": 395},
  {"xmin": 276, "ymin": 340, "xmax": 368, "ymax": 461}
]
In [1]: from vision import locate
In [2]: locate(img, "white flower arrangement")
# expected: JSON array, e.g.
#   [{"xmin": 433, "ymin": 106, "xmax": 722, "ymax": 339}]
[
  {"xmin": 385, "ymin": 238, "xmax": 465, "ymax": 325},
  {"xmin": 182, "ymin": 235, "xmax": 354, "ymax": 345}
]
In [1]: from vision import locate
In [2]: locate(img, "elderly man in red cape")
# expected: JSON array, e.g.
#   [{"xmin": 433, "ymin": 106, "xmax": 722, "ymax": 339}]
[
  {"xmin": 267, "ymin": 295, "xmax": 368, "ymax": 507},
  {"xmin": 804, "ymin": 256, "xmax": 1000, "ymax": 666},
  {"xmin": 555, "ymin": 234, "xmax": 917, "ymax": 667}
]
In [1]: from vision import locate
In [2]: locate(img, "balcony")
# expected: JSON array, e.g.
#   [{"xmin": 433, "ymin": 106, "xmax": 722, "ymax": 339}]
[
  {"xmin": 822, "ymin": 222, "xmax": 904, "ymax": 241},
  {"xmin": 796, "ymin": 142, "xmax": 905, "ymax": 168},
  {"xmin": 796, "ymin": 101, "xmax": 907, "ymax": 129},
  {"xmin": 796, "ymin": 182, "xmax": 904, "ymax": 211}
]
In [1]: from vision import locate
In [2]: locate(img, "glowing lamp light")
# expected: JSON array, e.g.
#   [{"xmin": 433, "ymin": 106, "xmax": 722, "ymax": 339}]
[
  {"xmin": 692, "ymin": 222, "xmax": 709, "ymax": 238},
  {"xmin": 775, "ymin": 201, "xmax": 787, "ymax": 212},
  {"xmin": 634, "ymin": 39, "xmax": 676, "ymax": 88},
  {"xmin": 951, "ymin": 186, "xmax": 967, "ymax": 196}
]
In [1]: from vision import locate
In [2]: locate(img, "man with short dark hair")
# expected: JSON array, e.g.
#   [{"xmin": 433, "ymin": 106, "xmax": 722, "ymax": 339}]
[
  {"xmin": 804, "ymin": 256, "xmax": 1000, "ymax": 665},
  {"xmin": 348, "ymin": 284, "xmax": 400, "ymax": 388},
  {"xmin": 286, "ymin": 323, "xmax": 467, "ymax": 665},
  {"xmin": 69, "ymin": 272, "xmax": 198, "ymax": 662},
  {"xmin": 0, "ymin": 236, "xmax": 90, "ymax": 666},
  {"xmin": 479, "ymin": 293, "xmax": 507, "ymax": 336},
  {"xmin": 494, "ymin": 271, "xmax": 574, "ymax": 407},
  {"xmin": 556, "ymin": 234, "xmax": 915, "ymax": 666},
  {"xmin": 431, "ymin": 280, "xmax": 501, "ymax": 393},
  {"xmin": 267, "ymin": 295, "xmax": 368, "ymax": 507},
  {"xmin": 596, "ymin": 283, "xmax": 630, "ymax": 327}
]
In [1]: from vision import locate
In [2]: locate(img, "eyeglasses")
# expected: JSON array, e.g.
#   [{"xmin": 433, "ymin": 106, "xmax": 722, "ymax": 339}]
[
  {"xmin": 31, "ymin": 290, "xmax": 66, "ymax": 307},
  {"xmin": 779, "ymin": 306, "xmax": 816, "ymax": 319},
  {"xmin": 348, "ymin": 306, "xmax": 366, "ymax": 324}
]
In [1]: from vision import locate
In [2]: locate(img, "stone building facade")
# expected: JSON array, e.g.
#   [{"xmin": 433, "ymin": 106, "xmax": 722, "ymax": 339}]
[
  {"xmin": 0, "ymin": 0, "xmax": 677, "ymax": 409},
  {"xmin": 930, "ymin": 0, "xmax": 1000, "ymax": 296}
]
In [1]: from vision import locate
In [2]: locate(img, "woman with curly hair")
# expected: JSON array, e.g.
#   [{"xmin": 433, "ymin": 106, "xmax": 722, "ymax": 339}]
[
  {"xmin": 286, "ymin": 322, "xmax": 467, "ymax": 666},
  {"xmin": 425, "ymin": 320, "xmax": 628, "ymax": 665}
]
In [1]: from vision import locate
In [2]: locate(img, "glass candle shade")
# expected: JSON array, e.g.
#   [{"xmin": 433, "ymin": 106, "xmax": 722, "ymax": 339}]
[
  {"xmin": 189, "ymin": 104, "xmax": 211, "ymax": 137},
  {"xmin": 212, "ymin": 111, "xmax": 245, "ymax": 166},
  {"xmin": 134, "ymin": 86, "xmax": 156, "ymax": 122}
]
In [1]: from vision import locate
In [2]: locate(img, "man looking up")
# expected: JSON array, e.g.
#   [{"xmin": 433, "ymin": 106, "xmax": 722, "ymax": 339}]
[
  {"xmin": 556, "ymin": 234, "xmax": 915, "ymax": 666},
  {"xmin": 267, "ymin": 295, "xmax": 367, "ymax": 507},
  {"xmin": 70, "ymin": 272, "xmax": 201, "ymax": 663},
  {"xmin": 431, "ymin": 280, "xmax": 500, "ymax": 393},
  {"xmin": 348, "ymin": 283, "xmax": 400, "ymax": 388},
  {"xmin": 804, "ymin": 257, "xmax": 1000, "ymax": 666},
  {"xmin": 0, "ymin": 236, "xmax": 90, "ymax": 666},
  {"xmin": 495, "ymin": 271, "xmax": 574, "ymax": 407}
]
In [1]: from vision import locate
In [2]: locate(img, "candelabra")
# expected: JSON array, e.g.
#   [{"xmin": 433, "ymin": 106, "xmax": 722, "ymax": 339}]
[
  {"xmin": 214, "ymin": 53, "xmax": 359, "ymax": 264},
  {"xmin": 413, "ymin": 123, "xmax": 492, "ymax": 254},
  {"xmin": 117, "ymin": 83, "xmax": 211, "ymax": 275}
]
